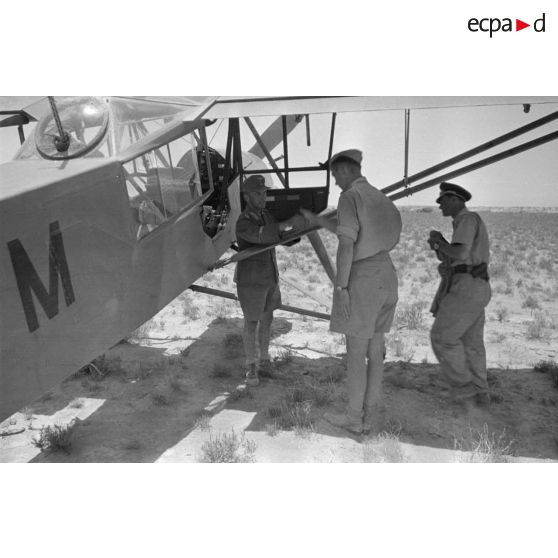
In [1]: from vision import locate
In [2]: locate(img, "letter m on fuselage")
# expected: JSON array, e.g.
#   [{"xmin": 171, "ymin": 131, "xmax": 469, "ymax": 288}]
[{"xmin": 8, "ymin": 221, "xmax": 75, "ymax": 333}]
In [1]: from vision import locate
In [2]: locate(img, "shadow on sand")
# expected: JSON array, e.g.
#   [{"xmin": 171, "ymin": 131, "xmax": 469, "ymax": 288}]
[{"xmin": 26, "ymin": 317, "xmax": 558, "ymax": 462}]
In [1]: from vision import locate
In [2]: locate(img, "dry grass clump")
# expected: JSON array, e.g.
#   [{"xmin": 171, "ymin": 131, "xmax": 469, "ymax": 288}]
[
  {"xmin": 288, "ymin": 380, "xmax": 336, "ymax": 408},
  {"xmin": 494, "ymin": 306, "xmax": 509, "ymax": 322},
  {"xmin": 454, "ymin": 424, "xmax": 514, "ymax": 463},
  {"xmin": 395, "ymin": 301, "xmax": 426, "ymax": 330},
  {"xmin": 265, "ymin": 395, "xmax": 314, "ymax": 435},
  {"xmin": 74, "ymin": 354, "xmax": 126, "ymax": 381},
  {"xmin": 199, "ymin": 430, "xmax": 257, "ymax": 463},
  {"xmin": 33, "ymin": 421, "xmax": 77, "ymax": 454},
  {"xmin": 363, "ymin": 432, "xmax": 408, "ymax": 463},
  {"xmin": 194, "ymin": 413, "xmax": 212, "ymax": 431},
  {"xmin": 522, "ymin": 295, "xmax": 540, "ymax": 310},
  {"xmin": 525, "ymin": 313, "xmax": 550, "ymax": 340},
  {"xmin": 274, "ymin": 348, "xmax": 294, "ymax": 367}
]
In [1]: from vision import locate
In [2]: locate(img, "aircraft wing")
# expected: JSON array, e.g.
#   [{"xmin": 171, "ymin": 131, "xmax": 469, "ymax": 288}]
[{"xmin": 201, "ymin": 96, "xmax": 558, "ymax": 119}]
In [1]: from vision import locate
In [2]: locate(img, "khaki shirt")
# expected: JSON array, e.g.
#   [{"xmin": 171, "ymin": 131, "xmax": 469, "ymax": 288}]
[
  {"xmin": 451, "ymin": 208, "xmax": 490, "ymax": 266},
  {"xmin": 234, "ymin": 208, "xmax": 282, "ymax": 286},
  {"xmin": 336, "ymin": 177, "xmax": 402, "ymax": 261}
]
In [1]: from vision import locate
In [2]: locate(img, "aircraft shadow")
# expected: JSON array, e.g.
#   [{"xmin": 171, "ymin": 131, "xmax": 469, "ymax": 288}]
[{"xmin": 28, "ymin": 316, "xmax": 557, "ymax": 462}]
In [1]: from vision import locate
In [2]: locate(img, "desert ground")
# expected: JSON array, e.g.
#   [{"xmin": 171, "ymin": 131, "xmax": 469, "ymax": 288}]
[{"xmin": 1, "ymin": 208, "xmax": 557, "ymax": 463}]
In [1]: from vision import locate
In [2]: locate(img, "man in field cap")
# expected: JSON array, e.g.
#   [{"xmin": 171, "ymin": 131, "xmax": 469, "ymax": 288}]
[
  {"xmin": 428, "ymin": 181, "xmax": 491, "ymax": 403},
  {"xmin": 301, "ymin": 148, "xmax": 402, "ymax": 434},
  {"xmin": 235, "ymin": 174, "xmax": 305, "ymax": 386}
]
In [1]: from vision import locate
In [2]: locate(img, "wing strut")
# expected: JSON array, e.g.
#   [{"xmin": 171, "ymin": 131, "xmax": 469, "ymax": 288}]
[
  {"xmin": 307, "ymin": 231, "xmax": 336, "ymax": 284},
  {"xmin": 390, "ymin": 128, "xmax": 558, "ymax": 201},
  {"xmin": 403, "ymin": 109, "xmax": 410, "ymax": 188},
  {"xmin": 384, "ymin": 109, "xmax": 558, "ymax": 196},
  {"xmin": 189, "ymin": 285, "xmax": 330, "ymax": 320},
  {"xmin": 244, "ymin": 117, "xmax": 287, "ymax": 187}
]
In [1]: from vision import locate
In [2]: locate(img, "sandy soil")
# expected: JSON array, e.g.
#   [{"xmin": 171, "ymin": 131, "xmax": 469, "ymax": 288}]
[{"xmin": 1, "ymin": 210, "xmax": 557, "ymax": 463}]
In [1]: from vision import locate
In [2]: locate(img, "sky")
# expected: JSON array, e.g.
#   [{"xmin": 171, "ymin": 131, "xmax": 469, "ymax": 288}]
[{"xmin": 1, "ymin": 96, "xmax": 557, "ymax": 208}]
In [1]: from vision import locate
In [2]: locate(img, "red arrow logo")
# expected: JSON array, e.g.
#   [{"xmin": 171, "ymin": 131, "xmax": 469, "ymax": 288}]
[{"xmin": 516, "ymin": 19, "xmax": 530, "ymax": 31}]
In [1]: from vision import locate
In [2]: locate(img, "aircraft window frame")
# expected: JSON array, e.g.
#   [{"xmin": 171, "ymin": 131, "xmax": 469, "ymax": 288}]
[{"xmin": 125, "ymin": 130, "xmax": 215, "ymax": 240}]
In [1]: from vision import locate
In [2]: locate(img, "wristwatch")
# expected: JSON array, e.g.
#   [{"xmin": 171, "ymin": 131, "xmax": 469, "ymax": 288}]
[{"xmin": 335, "ymin": 285, "xmax": 348, "ymax": 292}]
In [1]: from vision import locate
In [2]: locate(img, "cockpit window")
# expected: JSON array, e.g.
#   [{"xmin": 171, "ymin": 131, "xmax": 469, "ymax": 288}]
[
  {"xmin": 14, "ymin": 96, "xmax": 194, "ymax": 161},
  {"xmin": 34, "ymin": 97, "xmax": 110, "ymax": 160},
  {"xmin": 124, "ymin": 132, "xmax": 212, "ymax": 240}
]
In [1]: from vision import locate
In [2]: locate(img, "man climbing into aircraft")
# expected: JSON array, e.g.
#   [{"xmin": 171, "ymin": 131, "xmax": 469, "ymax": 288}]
[
  {"xmin": 428, "ymin": 182, "xmax": 491, "ymax": 403},
  {"xmin": 301, "ymin": 149, "xmax": 401, "ymax": 434},
  {"xmin": 235, "ymin": 175, "xmax": 305, "ymax": 387}
]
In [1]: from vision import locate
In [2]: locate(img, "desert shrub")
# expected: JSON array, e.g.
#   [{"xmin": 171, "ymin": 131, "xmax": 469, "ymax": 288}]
[
  {"xmin": 489, "ymin": 262, "xmax": 507, "ymax": 279},
  {"xmin": 495, "ymin": 306, "xmax": 509, "ymax": 322},
  {"xmin": 194, "ymin": 414, "xmax": 212, "ymax": 431},
  {"xmin": 538, "ymin": 258, "xmax": 553, "ymax": 272},
  {"xmin": 69, "ymin": 398, "xmax": 84, "ymax": 409},
  {"xmin": 265, "ymin": 422, "xmax": 278, "ymax": 437},
  {"xmin": 454, "ymin": 425, "xmax": 514, "ymax": 463},
  {"xmin": 418, "ymin": 274, "xmax": 431, "ymax": 284},
  {"xmin": 265, "ymin": 405, "xmax": 283, "ymax": 419},
  {"xmin": 33, "ymin": 421, "xmax": 77, "ymax": 454},
  {"xmin": 183, "ymin": 303, "xmax": 201, "ymax": 320},
  {"xmin": 74, "ymin": 355, "xmax": 125, "ymax": 380},
  {"xmin": 395, "ymin": 302, "xmax": 425, "ymax": 330},
  {"xmin": 288, "ymin": 381, "xmax": 334, "ymax": 408},
  {"xmin": 522, "ymin": 295, "xmax": 540, "ymax": 310},
  {"xmin": 199, "ymin": 430, "xmax": 257, "ymax": 463},
  {"xmin": 489, "ymin": 332, "xmax": 506, "ymax": 344},
  {"xmin": 280, "ymin": 401, "xmax": 313, "ymax": 434},
  {"xmin": 526, "ymin": 313, "xmax": 548, "ymax": 340},
  {"xmin": 363, "ymin": 432, "xmax": 408, "ymax": 463},
  {"xmin": 274, "ymin": 348, "xmax": 294, "ymax": 367}
]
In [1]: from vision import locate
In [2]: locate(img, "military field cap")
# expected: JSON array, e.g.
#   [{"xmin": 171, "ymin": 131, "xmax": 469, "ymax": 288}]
[
  {"xmin": 241, "ymin": 174, "xmax": 270, "ymax": 193},
  {"xmin": 328, "ymin": 149, "xmax": 363, "ymax": 167},
  {"xmin": 436, "ymin": 181, "xmax": 472, "ymax": 203}
]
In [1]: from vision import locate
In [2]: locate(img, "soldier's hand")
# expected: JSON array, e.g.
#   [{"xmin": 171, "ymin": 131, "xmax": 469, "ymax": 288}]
[
  {"xmin": 299, "ymin": 208, "xmax": 319, "ymax": 227},
  {"xmin": 336, "ymin": 289, "xmax": 351, "ymax": 320},
  {"xmin": 428, "ymin": 230, "xmax": 444, "ymax": 250},
  {"xmin": 280, "ymin": 214, "xmax": 304, "ymax": 233},
  {"xmin": 286, "ymin": 214, "xmax": 307, "ymax": 231}
]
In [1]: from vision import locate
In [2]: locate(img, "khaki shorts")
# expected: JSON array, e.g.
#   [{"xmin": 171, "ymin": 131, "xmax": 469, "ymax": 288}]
[
  {"xmin": 237, "ymin": 283, "xmax": 282, "ymax": 321},
  {"xmin": 330, "ymin": 256, "xmax": 398, "ymax": 339}
]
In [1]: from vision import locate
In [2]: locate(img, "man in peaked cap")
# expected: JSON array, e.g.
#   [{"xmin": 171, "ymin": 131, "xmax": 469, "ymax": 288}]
[
  {"xmin": 428, "ymin": 182, "xmax": 491, "ymax": 403},
  {"xmin": 235, "ymin": 174, "xmax": 305, "ymax": 387},
  {"xmin": 301, "ymin": 149, "xmax": 402, "ymax": 434}
]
